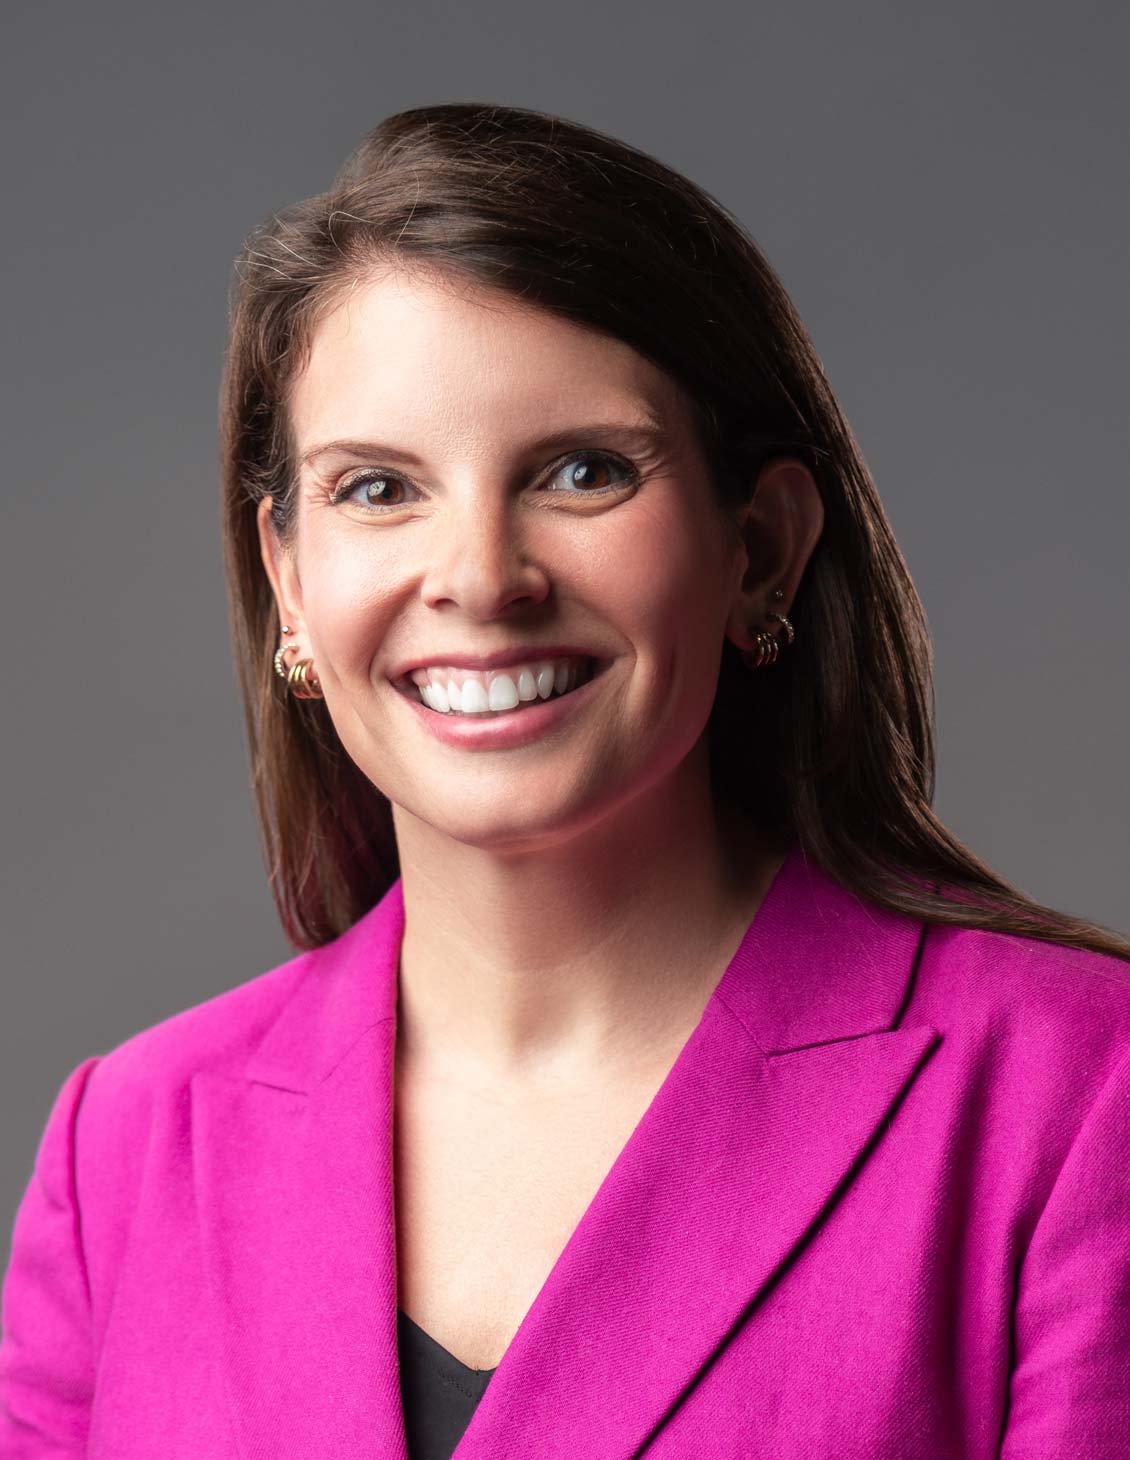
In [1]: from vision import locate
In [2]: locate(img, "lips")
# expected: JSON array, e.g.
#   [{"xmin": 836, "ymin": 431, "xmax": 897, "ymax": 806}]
[{"xmin": 394, "ymin": 655, "xmax": 611, "ymax": 749}]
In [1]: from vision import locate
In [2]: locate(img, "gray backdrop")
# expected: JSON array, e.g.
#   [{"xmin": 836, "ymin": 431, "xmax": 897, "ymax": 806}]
[{"xmin": 3, "ymin": 0, "xmax": 1127, "ymax": 1241}]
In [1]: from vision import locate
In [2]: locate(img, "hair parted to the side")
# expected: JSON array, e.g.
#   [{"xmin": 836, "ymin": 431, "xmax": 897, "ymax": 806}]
[{"xmin": 220, "ymin": 100, "xmax": 1130, "ymax": 960}]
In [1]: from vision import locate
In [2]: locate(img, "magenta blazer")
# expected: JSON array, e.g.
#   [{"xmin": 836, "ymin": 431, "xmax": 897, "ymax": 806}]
[{"xmin": 2, "ymin": 846, "xmax": 1129, "ymax": 1457}]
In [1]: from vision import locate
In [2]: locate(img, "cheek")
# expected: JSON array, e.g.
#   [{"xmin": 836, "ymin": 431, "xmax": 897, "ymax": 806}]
[
  {"xmin": 596, "ymin": 502, "xmax": 734, "ymax": 672},
  {"xmin": 297, "ymin": 536, "xmax": 394, "ymax": 680}
]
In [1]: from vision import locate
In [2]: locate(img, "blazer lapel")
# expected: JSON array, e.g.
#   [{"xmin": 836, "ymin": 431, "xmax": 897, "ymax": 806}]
[
  {"xmin": 191, "ymin": 881, "xmax": 409, "ymax": 1460},
  {"xmin": 191, "ymin": 846, "xmax": 941, "ymax": 1460}
]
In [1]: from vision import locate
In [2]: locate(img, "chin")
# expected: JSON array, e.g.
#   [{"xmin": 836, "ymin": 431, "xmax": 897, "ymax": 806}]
[{"xmin": 393, "ymin": 789, "xmax": 604, "ymax": 856}]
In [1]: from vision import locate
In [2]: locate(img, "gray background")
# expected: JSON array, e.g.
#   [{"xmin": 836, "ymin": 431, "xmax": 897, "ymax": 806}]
[{"xmin": 2, "ymin": 0, "xmax": 1127, "ymax": 1240}]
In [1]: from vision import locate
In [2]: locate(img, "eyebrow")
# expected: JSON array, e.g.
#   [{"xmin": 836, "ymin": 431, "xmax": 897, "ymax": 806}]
[{"xmin": 299, "ymin": 418, "xmax": 672, "ymax": 469}]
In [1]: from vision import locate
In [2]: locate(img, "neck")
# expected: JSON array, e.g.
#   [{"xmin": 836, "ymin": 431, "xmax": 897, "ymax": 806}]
[{"xmin": 392, "ymin": 744, "xmax": 786, "ymax": 1089}]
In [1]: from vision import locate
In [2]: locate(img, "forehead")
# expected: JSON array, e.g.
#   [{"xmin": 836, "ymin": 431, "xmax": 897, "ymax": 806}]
[{"xmin": 289, "ymin": 268, "xmax": 685, "ymax": 453}]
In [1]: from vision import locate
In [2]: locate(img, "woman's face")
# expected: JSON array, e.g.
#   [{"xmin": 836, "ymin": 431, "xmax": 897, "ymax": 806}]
[{"xmin": 261, "ymin": 267, "xmax": 752, "ymax": 853}]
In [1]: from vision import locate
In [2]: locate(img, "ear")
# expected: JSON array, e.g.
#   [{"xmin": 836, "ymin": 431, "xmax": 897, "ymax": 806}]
[
  {"xmin": 256, "ymin": 497, "xmax": 307, "ymax": 645},
  {"xmin": 723, "ymin": 457, "xmax": 824, "ymax": 654}
]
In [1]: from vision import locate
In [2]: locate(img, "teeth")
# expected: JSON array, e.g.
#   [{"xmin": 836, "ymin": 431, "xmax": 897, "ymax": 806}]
[
  {"xmin": 488, "ymin": 676, "xmax": 520, "ymax": 711},
  {"xmin": 460, "ymin": 679, "xmax": 488, "ymax": 713},
  {"xmin": 408, "ymin": 656, "xmax": 594, "ymax": 716}
]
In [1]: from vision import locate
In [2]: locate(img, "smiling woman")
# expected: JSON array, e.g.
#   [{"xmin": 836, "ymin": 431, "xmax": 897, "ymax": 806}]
[{"xmin": 3, "ymin": 102, "xmax": 1129, "ymax": 1460}]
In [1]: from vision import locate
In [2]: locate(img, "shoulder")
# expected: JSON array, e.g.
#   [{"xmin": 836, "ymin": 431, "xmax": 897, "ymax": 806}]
[
  {"xmin": 916, "ymin": 919, "xmax": 1130, "ymax": 1031},
  {"xmin": 912, "ymin": 920, "xmax": 1130, "ymax": 1109},
  {"xmin": 66, "ymin": 943, "xmax": 320, "ymax": 1161},
  {"xmin": 100, "ymin": 945, "xmax": 315, "ymax": 1080},
  {"xmin": 13, "ymin": 941, "xmax": 332, "ymax": 1282},
  {"xmin": 48, "ymin": 881, "xmax": 404, "ymax": 1176}
]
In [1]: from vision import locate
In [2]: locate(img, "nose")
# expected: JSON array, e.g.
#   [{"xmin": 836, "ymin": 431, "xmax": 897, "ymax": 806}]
[{"xmin": 419, "ymin": 489, "xmax": 550, "ymax": 620}]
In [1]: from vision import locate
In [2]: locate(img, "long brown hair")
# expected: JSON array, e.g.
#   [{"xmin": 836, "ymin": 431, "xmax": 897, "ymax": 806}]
[{"xmin": 219, "ymin": 101, "xmax": 1130, "ymax": 960}]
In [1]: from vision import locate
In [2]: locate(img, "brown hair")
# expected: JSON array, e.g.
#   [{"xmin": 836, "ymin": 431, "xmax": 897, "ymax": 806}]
[{"xmin": 220, "ymin": 101, "xmax": 1130, "ymax": 960}]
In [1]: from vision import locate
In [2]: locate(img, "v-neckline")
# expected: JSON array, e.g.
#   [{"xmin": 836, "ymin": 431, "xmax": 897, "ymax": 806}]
[
  {"xmin": 397, "ymin": 1307, "xmax": 500, "ymax": 1379},
  {"xmin": 391, "ymin": 849, "xmax": 794, "ymax": 1387}
]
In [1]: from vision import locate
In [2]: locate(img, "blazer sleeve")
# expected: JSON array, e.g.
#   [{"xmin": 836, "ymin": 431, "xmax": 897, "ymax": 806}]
[
  {"xmin": 0, "ymin": 1056, "xmax": 103, "ymax": 1458},
  {"xmin": 999, "ymin": 1043, "xmax": 1130, "ymax": 1457}
]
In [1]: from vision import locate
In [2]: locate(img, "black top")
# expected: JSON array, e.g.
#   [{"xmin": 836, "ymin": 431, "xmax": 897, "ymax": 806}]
[{"xmin": 398, "ymin": 1308, "xmax": 499, "ymax": 1460}]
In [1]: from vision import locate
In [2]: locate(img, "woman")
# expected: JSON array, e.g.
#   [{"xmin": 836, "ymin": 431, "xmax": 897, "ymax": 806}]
[{"xmin": 2, "ymin": 101, "xmax": 1128, "ymax": 1460}]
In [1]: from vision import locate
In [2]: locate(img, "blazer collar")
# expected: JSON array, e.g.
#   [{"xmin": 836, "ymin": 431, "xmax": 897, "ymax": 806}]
[{"xmin": 191, "ymin": 844, "xmax": 940, "ymax": 1460}]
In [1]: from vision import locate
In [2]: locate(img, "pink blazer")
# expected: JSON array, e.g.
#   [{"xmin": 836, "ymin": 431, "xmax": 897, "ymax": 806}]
[{"xmin": 2, "ymin": 846, "xmax": 1129, "ymax": 1457}]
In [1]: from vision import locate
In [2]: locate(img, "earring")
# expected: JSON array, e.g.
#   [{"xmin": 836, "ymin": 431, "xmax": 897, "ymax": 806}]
[
  {"xmin": 741, "ymin": 591, "xmax": 796, "ymax": 670},
  {"xmin": 272, "ymin": 639, "xmax": 325, "ymax": 699},
  {"xmin": 273, "ymin": 642, "xmax": 296, "ymax": 680},
  {"xmin": 745, "ymin": 629, "xmax": 780, "ymax": 668},
  {"xmin": 286, "ymin": 658, "xmax": 324, "ymax": 700}
]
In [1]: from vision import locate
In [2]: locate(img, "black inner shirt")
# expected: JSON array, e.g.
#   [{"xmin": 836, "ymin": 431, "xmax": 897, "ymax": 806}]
[{"xmin": 397, "ymin": 1307, "xmax": 499, "ymax": 1460}]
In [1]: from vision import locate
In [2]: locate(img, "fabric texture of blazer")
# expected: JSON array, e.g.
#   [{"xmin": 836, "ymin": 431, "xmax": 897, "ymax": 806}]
[{"xmin": 2, "ymin": 844, "xmax": 1129, "ymax": 1458}]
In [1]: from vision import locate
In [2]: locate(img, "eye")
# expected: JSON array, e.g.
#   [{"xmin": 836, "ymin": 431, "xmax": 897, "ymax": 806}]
[
  {"xmin": 543, "ymin": 450, "xmax": 637, "ymax": 496},
  {"xmin": 331, "ymin": 470, "xmax": 417, "ymax": 510}
]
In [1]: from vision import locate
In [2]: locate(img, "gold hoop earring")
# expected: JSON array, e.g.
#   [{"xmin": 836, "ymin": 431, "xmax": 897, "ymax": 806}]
[
  {"xmin": 749, "ymin": 630, "xmax": 779, "ymax": 668},
  {"xmin": 286, "ymin": 658, "xmax": 324, "ymax": 700},
  {"xmin": 741, "ymin": 610, "xmax": 796, "ymax": 670},
  {"xmin": 272, "ymin": 641, "xmax": 324, "ymax": 699}
]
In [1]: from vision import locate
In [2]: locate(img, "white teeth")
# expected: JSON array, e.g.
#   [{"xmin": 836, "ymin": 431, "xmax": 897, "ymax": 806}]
[
  {"xmin": 407, "ymin": 656, "xmax": 596, "ymax": 716},
  {"xmin": 488, "ymin": 675, "xmax": 520, "ymax": 711},
  {"xmin": 460, "ymin": 680, "xmax": 488, "ymax": 713}
]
